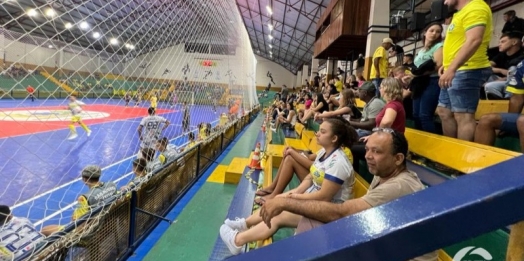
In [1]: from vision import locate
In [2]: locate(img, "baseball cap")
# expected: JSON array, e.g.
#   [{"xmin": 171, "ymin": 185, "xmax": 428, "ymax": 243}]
[
  {"xmin": 0, "ymin": 205, "xmax": 11, "ymax": 225},
  {"xmin": 383, "ymin": 38, "xmax": 394, "ymax": 44},
  {"xmin": 81, "ymin": 165, "xmax": 102, "ymax": 178},
  {"xmin": 360, "ymin": 82, "xmax": 376, "ymax": 92}
]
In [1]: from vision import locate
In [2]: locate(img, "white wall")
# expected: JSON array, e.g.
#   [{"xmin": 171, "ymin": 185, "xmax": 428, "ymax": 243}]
[
  {"xmin": 255, "ymin": 54, "xmax": 296, "ymax": 88},
  {"xmin": 2, "ymin": 37, "xmax": 123, "ymax": 75},
  {"xmin": 124, "ymin": 44, "xmax": 252, "ymax": 84},
  {"xmin": 490, "ymin": 2, "xmax": 524, "ymax": 47}
]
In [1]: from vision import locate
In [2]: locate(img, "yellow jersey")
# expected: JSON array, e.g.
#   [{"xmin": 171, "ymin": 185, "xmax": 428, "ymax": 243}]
[
  {"xmin": 443, "ymin": 0, "xmax": 492, "ymax": 71},
  {"xmin": 369, "ymin": 46, "xmax": 389, "ymax": 79},
  {"xmin": 334, "ymin": 80, "xmax": 343, "ymax": 92},
  {"xmin": 199, "ymin": 126, "xmax": 207, "ymax": 140},
  {"xmin": 150, "ymin": 96, "xmax": 158, "ymax": 108}
]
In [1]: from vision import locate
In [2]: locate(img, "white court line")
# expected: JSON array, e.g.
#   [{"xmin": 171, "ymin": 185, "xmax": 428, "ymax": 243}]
[
  {"xmin": 0, "ymin": 105, "xmax": 180, "ymax": 140},
  {"xmin": 12, "ymin": 154, "xmax": 135, "ymax": 209},
  {"xmin": 8, "ymin": 109, "xmax": 189, "ymax": 208},
  {"xmin": 19, "ymin": 118, "xmax": 220, "ymax": 223}
]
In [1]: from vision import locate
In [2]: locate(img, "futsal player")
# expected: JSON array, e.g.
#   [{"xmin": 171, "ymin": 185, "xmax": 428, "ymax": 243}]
[
  {"xmin": 124, "ymin": 91, "xmax": 132, "ymax": 107},
  {"xmin": 26, "ymin": 85, "xmax": 35, "ymax": 102},
  {"xmin": 134, "ymin": 90, "xmax": 142, "ymax": 107},
  {"xmin": 150, "ymin": 92, "xmax": 158, "ymax": 109},
  {"xmin": 137, "ymin": 107, "xmax": 170, "ymax": 158},
  {"xmin": 182, "ymin": 102, "xmax": 190, "ymax": 133},
  {"xmin": 0, "ymin": 205, "xmax": 61, "ymax": 260},
  {"xmin": 67, "ymin": 95, "xmax": 91, "ymax": 140}
]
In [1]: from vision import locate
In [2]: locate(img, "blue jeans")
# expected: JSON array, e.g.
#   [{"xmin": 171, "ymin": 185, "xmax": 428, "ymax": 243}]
[
  {"xmin": 438, "ymin": 68, "xmax": 492, "ymax": 113},
  {"xmin": 372, "ymin": 78, "xmax": 383, "ymax": 97},
  {"xmin": 413, "ymin": 77, "xmax": 440, "ymax": 133},
  {"xmin": 499, "ymin": 113, "xmax": 521, "ymax": 136}
]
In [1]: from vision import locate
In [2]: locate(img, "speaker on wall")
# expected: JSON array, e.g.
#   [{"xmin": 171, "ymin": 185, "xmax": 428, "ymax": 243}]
[
  {"xmin": 431, "ymin": 0, "xmax": 449, "ymax": 22},
  {"xmin": 409, "ymin": 12, "xmax": 426, "ymax": 31}
]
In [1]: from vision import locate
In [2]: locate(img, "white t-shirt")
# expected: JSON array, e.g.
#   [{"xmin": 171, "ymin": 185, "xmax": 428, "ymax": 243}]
[
  {"xmin": 0, "ymin": 217, "xmax": 44, "ymax": 260},
  {"xmin": 308, "ymin": 148, "xmax": 354, "ymax": 202},
  {"xmin": 69, "ymin": 100, "xmax": 85, "ymax": 115},
  {"xmin": 140, "ymin": 115, "xmax": 168, "ymax": 148}
]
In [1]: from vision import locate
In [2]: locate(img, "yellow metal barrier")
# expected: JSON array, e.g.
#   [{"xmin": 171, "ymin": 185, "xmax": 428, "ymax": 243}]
[
  {"xmin": 405, "ymin": 128, "xmax": 521, "ymax": 173},
  {"xmin": 40, "ymin": 71, "xmax": 75, "ymax": 93}
]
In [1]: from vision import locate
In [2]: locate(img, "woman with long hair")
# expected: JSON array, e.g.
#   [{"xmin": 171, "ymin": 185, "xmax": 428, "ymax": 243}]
[
  {"xmin": 219, "ymin": 118, "xmax": 357, "ymax": 255},
  {"xmin": 412, "ymin": 22, "xmax": 443, "ymax": 133}
]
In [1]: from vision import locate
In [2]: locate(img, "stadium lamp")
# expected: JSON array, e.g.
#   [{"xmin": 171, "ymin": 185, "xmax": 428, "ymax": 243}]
[
  {"xmin": 92, "ymin": 32, "xmax": 100, "ymax": 39},
  {"xmin": 45, "ymin": 8, "xmax": 56, "ymax": 18},
  {"xmin": 27, "ymin": 9, "xmax": 38, "ymax": 17},
  {"xmin": 266, "ymin": 6, "xmax": 273, "ymax": 15},
  {"xmin": 268, "ymin": 35, "xmax": 273, "ymax": 40},
  {"xmin": 64, "ymin": 22, "xmax": 72, "ymax": 29},
  {"xmin": 110, "ymin": 38, "xmax": 119, "ymax": 45},
  {"xmin": 79, "ymin": 21, "xmax": 89, "ymax": 30}
]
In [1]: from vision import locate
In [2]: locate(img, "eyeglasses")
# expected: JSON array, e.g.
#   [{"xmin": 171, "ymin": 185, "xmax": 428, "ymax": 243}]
[
  {"xmin": 372, "ymin": 127, "xmax": 400, "ymax": 139},
  {"xmin": 372, "ymin": 127, "xmax": 395, "ymax": 133}
]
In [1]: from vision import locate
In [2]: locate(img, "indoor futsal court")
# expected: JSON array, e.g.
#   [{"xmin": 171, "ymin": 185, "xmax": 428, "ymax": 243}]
[{"xmin": 0, "ymin": 99, "xmax": 228, "ymax": 228}]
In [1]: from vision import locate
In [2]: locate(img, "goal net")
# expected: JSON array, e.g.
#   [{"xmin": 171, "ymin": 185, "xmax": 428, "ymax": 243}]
[{"xmin": 0, "ymin": 0, "xmax": 258, "ymax": 259}]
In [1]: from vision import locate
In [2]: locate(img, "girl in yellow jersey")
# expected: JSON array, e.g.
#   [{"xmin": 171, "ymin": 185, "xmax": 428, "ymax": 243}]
[{"xmin": 67, "ymin": 95, "xmax": 91, "ymax": 140}]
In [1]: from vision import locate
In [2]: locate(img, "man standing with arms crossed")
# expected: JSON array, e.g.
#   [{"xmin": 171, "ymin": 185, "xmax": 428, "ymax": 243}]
[{"xmin": 437, "ymin": 0, "xmax": 492, "ymax": 141}]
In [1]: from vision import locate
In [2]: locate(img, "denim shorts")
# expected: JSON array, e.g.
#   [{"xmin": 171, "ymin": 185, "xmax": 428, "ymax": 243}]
[
  {"xmin": 438, "ymin": 68, "xmax": 492, "ymax": 113},
  {"xmin": 499, "ymin": 113, "xmax": 521, "ymax": 136}
]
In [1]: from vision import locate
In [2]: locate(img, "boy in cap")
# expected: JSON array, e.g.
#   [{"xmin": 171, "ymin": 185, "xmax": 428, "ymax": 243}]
[{"xmin": 73, "ymin": 165, "xmax": 117, "ymax": 221}]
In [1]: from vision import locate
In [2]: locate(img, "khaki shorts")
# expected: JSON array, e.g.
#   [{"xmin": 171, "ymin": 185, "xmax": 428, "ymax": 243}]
[{"xmin": 295, "ymin": 217, "xmax": 325, "ymax": 235}]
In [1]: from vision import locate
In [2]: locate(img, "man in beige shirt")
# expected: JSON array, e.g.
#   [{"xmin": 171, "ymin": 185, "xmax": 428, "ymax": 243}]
[{"xmin": 260, "ymin": 128, "xmax": 437, "ymax": 261}]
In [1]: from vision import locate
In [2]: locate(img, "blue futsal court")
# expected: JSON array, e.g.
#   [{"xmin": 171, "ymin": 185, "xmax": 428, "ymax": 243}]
[{"xmin": 0, "ymin": 98, "xmax": 228, "ymax": 229}]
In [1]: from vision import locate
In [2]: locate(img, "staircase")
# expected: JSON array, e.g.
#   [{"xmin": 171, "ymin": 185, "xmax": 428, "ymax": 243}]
[{"xmin": 40, "ymin": 71, "xmax": 74, "ymax": 93}]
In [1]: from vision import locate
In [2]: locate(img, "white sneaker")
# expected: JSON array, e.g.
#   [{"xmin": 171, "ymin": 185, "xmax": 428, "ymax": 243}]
[
  {"xmin": 87, "ymin": 130, "xmax": 92, "ymax": 137},
  {"xmin": 225, "ymin": 218, "xmax": 247, "ymax": 232},
  {"xmin": 219, "ymin": 224, "xmax": 242, "ymax": 255},
  {"xmin": 67, "ymin": 133, "xmax": 78, "ymax": 140}
]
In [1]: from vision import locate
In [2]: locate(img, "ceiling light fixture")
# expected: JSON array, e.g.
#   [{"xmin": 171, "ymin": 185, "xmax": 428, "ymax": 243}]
[
  {"xmin": 266, "ymin": 6, "xmax": 273, "ymax": 15},
  {"xmin": 45, "ymin": 8, "xmax": 55, "ymax": 17},
  {"xmin": 79, "ymin": 21, "xmax": 89, "ymax": 30},
  {"xmin": 109, "ymin": 38, "xmax": 119, "ymax": 45},
  {"xmin": 27, "ymin": 9, "xmax": 38, "ymax": 17}
]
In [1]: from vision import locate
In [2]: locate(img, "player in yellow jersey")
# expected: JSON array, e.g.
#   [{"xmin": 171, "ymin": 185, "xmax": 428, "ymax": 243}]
[
  {"xmin": 150, "ymin": 92, "xmax": 158, "ymax": 109},
  {"xmin": 437, "ymin": 0, "xmax": 492, "ymax": 141},
  {"xmin": 67, "ymin": 95, "xmax": 91, "ymax": 140}
]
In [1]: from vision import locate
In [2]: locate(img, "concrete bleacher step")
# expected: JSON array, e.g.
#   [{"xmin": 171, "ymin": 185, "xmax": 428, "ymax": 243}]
[{"xmin": 225, "ymin": 157, "xmax": 251, "ymax": 184}]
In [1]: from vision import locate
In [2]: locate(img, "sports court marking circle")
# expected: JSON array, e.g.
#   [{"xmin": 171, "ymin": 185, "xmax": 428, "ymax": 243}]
[{"xmin": 0, "ymin": 110, "xmax": 110, "ymax": 121}]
